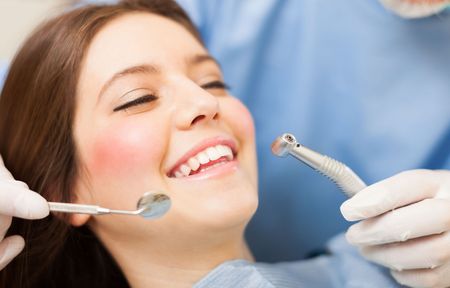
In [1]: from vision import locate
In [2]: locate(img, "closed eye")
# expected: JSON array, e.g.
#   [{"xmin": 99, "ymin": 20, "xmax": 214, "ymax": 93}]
[
  {"xmin": 201, "ymin": 80, "xmax": 230, "ymax": 90},
  {"xmin": 113, "ymin": 94, "xmax": 158, "ymax": 112}
]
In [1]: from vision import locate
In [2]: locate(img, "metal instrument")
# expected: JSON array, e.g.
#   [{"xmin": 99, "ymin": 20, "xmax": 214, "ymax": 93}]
[
  {"xmin": 271, "ymin": 133, "xmax": 366, "ymax": 197},
  {"xmin": 48, "ymin": 191, "xmax": 171, "ymax": 219}
]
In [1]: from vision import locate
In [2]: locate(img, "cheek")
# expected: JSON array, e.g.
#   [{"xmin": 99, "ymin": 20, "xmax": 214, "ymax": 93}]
[
  {"xmin": 223, "ymin": 97, "xmax": 258, "ymax": 179},
  {"xmin": 224, "ymin": 98, "xmax": 255, "ymax": 141},
  {"xmin": 86, "ymin": 119, "xmax": 166, "ymax": 177}
]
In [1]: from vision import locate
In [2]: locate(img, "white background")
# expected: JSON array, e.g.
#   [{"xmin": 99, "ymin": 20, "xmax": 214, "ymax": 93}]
[{"xmin": 0, "ymin": 0, "xmax": 72, "ymax": 62}]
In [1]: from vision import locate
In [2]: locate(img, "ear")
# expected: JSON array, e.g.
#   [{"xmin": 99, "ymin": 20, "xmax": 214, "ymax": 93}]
[
  {"xmin": 68, "ymin": 177, "xmax": 93, "ymax": 227},
  {"xmin": 69, "ymin": 213, "xmax": 91, "ymax": 227}
]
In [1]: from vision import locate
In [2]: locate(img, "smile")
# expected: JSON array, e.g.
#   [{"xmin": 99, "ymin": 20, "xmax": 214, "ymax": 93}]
[{"xmin": 167, "ymin": 138, "xmax": 237, "ymax": 178}]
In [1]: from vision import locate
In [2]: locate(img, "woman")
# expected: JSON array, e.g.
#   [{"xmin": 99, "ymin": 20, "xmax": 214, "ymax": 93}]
[{"xmin": 0, "ymin": 1, "xmax": 399, "ymax": 287}]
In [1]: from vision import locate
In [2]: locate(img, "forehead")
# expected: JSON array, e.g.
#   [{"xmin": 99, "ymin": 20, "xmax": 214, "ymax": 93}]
[{"xmin": 83, "ymin": 12, "xmax": 206, "ymax": 75}]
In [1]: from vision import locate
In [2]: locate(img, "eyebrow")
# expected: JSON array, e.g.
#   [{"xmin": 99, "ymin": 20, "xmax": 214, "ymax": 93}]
[
  {"xmin": 96, "ymin": 54, "xmax": 221, "ymax": 102},
  {"xmin": 187, "ymin": 54, "xmax": 221, "ymax": 69},
  {"xmin": 97, "ymin": 64, "xmax": 159, "ymax": 102}
]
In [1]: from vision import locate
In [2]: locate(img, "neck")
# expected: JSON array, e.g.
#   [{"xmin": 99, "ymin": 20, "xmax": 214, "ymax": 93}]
[{"xmin": 95, "ymin": 226, "xmax": 253, "ymax": 288}]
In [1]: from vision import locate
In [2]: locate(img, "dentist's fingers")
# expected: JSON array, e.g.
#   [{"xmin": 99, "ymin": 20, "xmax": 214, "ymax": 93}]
[
  {"xmin": 0, "ymin": 235, "xmax": 25, "ymax": 270},
  {"xmin": 341, "ymin": 170, "xmax": 446, "ymax": 222},
  {"xmin": 1, "ymin": 155, "xmax": 49, "ymax": 219},
  {"xmin": 0, "ymin": 155, "xmax": 43, "ymax": 271},
  {"xmin": 360, "ymin": 232, "xmax": 450, "ymax": 270},
  {"xmin": 391, "ymin": 262, "xmax": 450, "ymax": 288},
  {"xmin": 346, "ymin": 198, "xmax": 450, "ymax": 245},
  {"xmin": 0, "ymin": 181, "xmax": 49, "ymax": 219},
  {"xmin": 0, "ymin": 215, "xmax": 12, "ymax": 241}
]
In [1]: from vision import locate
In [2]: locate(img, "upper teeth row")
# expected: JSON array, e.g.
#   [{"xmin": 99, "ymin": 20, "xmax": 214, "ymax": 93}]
[{"xmin": 173, "ymin": 144, "xmax": 234, "ymax": 178}]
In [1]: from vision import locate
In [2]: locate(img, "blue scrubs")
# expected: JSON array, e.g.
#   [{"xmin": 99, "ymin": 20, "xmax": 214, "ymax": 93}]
[
  {"xmin": 194, "ymin": 235, "xmax": 402, "ymax": 287},
  {"xmin": 176, "ymin": 0, "xmax": 450, "ymax": 262}
]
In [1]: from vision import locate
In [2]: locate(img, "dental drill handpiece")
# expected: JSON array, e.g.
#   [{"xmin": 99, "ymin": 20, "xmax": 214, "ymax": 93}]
[{"xmin": 271, "ymin": 133, "xmax": 366, "ymax": 197}]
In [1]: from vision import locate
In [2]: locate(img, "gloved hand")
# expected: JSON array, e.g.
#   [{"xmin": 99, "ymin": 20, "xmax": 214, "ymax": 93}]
[
  {"xmin": 341, "ymin": 169, "xmax": 450, "ymax": 288},
  {"xmin": 0, "ymin": 155, "xmax": 49, "ymax": 270}
]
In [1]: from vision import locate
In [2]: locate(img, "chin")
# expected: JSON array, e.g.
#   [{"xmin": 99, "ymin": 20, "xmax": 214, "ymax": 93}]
[
  {"xmin": 205, "ymin": 196, "xmax": 258, "ymax": 230},
  {"xmin": 179, "ymin": 184, "xmax": 258, "ymax": 232},
  {"xmin": 380, "ymin": 0, "xmax": 449, "ymax": 18}
]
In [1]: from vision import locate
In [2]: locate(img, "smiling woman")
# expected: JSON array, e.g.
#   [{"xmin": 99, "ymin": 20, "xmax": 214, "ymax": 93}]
[{"xmin": 71, "ymin": 10, "xmax": 259, "ymax": 287}]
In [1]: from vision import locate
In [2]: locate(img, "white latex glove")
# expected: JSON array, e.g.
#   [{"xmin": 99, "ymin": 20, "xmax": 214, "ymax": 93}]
[
  {"xmin": 341, "ymin": 169, "xmax": 450, "ymax": 288},
  {"xmin": 0, "ymin": 155, "xmax": 49, "ymax": 270},
  {"xmin": 379, "ymin": 0, "xmax": 450, "ymax": 18}
]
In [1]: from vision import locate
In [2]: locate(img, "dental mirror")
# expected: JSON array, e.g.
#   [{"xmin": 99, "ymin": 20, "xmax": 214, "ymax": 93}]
[{"xmin": 48, "ymin": 191, "xmax": 171, "ymax": 219}]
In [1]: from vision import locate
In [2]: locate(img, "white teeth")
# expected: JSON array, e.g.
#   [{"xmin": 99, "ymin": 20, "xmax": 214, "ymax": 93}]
[
  {"xmin": 216, "ymin": 145, "xmax": 226, "ymax": 155},
  {"xmin": 187, "ymin": 157, "xmax": 200, "ymax": 171},
  {"xmin": 206, "ymin": 147, "xmax": 220, "ymax": 161},
  {"xmin": 199, "ymin": 161, "xmax": 226, "ymax": 173},
  {"xmin": 197, "ymin": 152, "xmax": 209, "ymax": 164},
  {"xmin": 180, "ymin": 164, "xmax": 191, "ymax": 176},
  {"xmin": 221, "ymin": 145, "xmax": 233, "ymax": 160},
  {"xmin": 171, "ymin": 144, "xmax": 235, "ymax": 178}
]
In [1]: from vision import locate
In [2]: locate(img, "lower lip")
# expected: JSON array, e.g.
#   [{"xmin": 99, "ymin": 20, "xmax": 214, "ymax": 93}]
[{"xmin": 175, "ymin": 160, "xmax": 239, "ymax": 181}]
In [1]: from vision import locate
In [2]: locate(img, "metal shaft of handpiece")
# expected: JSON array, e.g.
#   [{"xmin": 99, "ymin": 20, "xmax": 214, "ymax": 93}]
[
  {"xmin": 276, "ymin": 133, "xmax": 366, "ymax": 197},
  {"xmin": 48, "ymin": 202, "xmax": 140, "ymax": 216},
  {"xmin": 289, "ymin": 143, "xmax": 366, "ymax": 197}
]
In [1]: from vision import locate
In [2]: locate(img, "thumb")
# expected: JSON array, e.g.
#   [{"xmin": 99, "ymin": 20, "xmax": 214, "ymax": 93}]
[
  {"xmin": 0, "ymin": 155, "xmax": 49, "ymax": 219},
  {"xmin": 0, "ymin": 235, "xmax": 25, "ymax": 270},
  {"xmin": 0, "ymin": 181, "xmax": 49, "ymax": 219}
]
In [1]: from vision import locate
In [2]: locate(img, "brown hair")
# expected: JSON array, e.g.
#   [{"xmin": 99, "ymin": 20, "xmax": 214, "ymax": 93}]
[{"xmin": 0, "ymin": 1, "xmax": 201, "ymax": 287}]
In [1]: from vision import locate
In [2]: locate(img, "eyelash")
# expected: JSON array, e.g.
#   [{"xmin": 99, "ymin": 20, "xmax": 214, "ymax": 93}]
[
  {"xmin": 113, "ymin": 94, "xmax": 158, "ymax": 112},
  {"xmin": 201, "ymin": 80, "xmax": 230, "ymax": 90},
  {"xmin": 113, "ymin": 81, "xmax": 229, "ymax": 112}
]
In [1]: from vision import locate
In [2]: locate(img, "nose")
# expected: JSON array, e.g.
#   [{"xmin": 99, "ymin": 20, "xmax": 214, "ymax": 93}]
[{"xmin": 173, "ymin": 82, "xmax": 219, "ymax": 130}]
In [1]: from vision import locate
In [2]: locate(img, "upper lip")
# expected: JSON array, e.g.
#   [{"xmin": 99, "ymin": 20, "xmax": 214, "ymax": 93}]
[{"xmin": 166, "ymin": 136, "xmax": 238, "ymax": 177}]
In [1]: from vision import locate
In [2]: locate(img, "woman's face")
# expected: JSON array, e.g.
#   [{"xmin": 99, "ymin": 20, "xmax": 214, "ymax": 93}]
[{"xmin": 72, "ymin": 13, "xmax": 258, "ymax": 245}]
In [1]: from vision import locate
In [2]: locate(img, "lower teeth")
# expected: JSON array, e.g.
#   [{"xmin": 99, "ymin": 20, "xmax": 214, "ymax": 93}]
[{"xmin": 196, "ymin": 161, "xmax": 228, "ymax": 174}]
